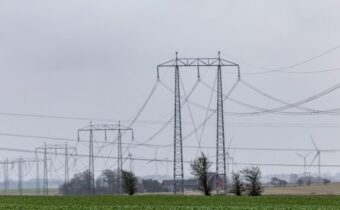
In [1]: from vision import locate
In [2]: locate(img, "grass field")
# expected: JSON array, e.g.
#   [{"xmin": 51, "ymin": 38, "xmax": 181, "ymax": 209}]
[
  {"xmin": 263, "ymin": 183, "xmax": 340, "ymax": 195},
  {"xmin": 0, "ymin": 195, "xmax": 340, "ymax": 210}
]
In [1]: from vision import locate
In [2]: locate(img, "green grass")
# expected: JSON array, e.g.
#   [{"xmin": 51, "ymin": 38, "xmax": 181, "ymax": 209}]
[{"xmin": 0, "ymin": 195, "xmax": 340, "ymax": 209}]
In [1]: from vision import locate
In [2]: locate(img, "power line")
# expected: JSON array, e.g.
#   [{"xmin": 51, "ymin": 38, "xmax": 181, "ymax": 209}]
[
  {"xmin": 222, "ymin": 44, "xmax": 340, "ymax": 74},
  {"xmin": 198, "ymin": 79, "xmax": 340, "ymax": 116},
  {"xmin": 2, "ymin": 131, "xmax": 340, "ymax": 152},
  {"xmin": 1, "ymin": 145, "xmax": 340, "ymax": 168},
  {"xmin": 0, "ymin": 112, "xmax": 117, "ymax": 122}
]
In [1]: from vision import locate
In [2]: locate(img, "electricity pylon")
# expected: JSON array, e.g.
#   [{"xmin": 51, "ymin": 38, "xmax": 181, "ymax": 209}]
[
  {"xmin": 0, "ymin": 158, "xmax": 44, "ymax": 195},
  {"xmin": 157, "ymin": 52, "xmax": 240, "ymax": 194},
  {"xmin": 18, "ymin": 157, "xmax": 23, "ymax": 195},
  {"xmin": 77, "ymin": 122, "xmax": 134, "ymax": 195},
  {"xmin": 3, "ymin": 158, "xmax": 9, "ymax": 193},
  {"xmin": 35, "ymin": 143, "xmax": 76, "ymax": 195}
]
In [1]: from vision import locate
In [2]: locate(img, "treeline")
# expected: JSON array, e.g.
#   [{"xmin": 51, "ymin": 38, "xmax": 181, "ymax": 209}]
[{"xmin": 59, "ymin": 169, "xmax": 168, "ymax": 195}]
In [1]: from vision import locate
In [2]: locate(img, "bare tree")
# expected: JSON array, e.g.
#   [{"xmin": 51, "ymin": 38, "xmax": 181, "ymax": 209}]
[
  {"xmin": 122, "ymin": 170, "xmax": 138, "ymax": 195},
  {"xmin": 230, "ymin": 171, "xmax": 244, "ymax": 196},
  {"xmin": 59, "ymin": 170, "xmax": 92, "ymax": 195},
  {"xmin": 190, "ymin": 152, "xmax": 212, "ymax": 196},
  {"xmin": 241, "ymin": 166, "xmax": 263, "ymax": 196}
]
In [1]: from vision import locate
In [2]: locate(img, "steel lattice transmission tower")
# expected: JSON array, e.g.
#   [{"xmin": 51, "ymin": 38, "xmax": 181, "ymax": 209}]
[
  {"xmin": 0, "ymin": 158, "xmax": 43, "ymax": 195},
  {"xmin": 173, "ymin": 52, "xmax": 184, "ymax": 194},
  {"xmin": 43, "ymin": 144, "xmax": 48, "ymax": 195},
  {"xmin": 3, "ymin": 158, "xmax": 9, "ymax": 193},
  {"xmin": 35, "ymin": 144, "xmax": 76, "ymax": 195},
  {"xmin": 216, "ymin": 51, "xmax": 227, "ymax": 194},
  {"xmin": 78, "ymin": 122, "xmax": 134, "ymax": 195},
  {"xmin": 35, "ymin": 144, "xmax": 51, "ymax": 195},
  {"xmin": 157, "ymin": 52, "xmax": 240, "ymax": 194},
  {"xmin": 18, "ymin": 157, "xmax": 23, "ymax": 195}
]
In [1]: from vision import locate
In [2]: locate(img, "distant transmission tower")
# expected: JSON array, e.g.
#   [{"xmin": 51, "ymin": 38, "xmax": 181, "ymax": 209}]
[
  {"xmin": 35, "ymin": 143, "xmax": 75, "ymax": 195},
  {"xmin": 63, "ymin": 143, "xmax": 77, "ymax": 194},
  {"xmin": 0, "ymin": 158, "xmax": 43, "ymax": 195},
  {"xmin": 157, "ymin": 52, "xmax": 240, "ymax": 194},
  {"xmin": 35, "ymin": 151, "xmax": 40, "ymax": 195},
  {"xmin": 78, "ymin": 122, "xmax": 134, "ymax": 195},
  {"xmin": 18, "ymin": 157, "xmax": 23, "ymax": 195},
  {"xmin": 35, "ymin": 143, "xmax": 49, "ymax": 195},
  {"xmin": 3, "ymin": 158, "xmax": 9, "ymax": 193},
  {"xmin": 43, "ymin": 144, "xmax": 48, "ymax": 195}
]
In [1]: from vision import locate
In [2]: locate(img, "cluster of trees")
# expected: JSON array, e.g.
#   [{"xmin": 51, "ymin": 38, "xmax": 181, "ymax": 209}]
[
  {"xmin": 190, "ymin": 153, "xmax": 263, "ymax": 196},
  {"xmin": 296, "ymin": 177, "xmax": 331, "ymax": 186},
  {"xmin": 59, "ymin": 169, "xmax": 138, "ymax": 195},
  {"xmin": 230, "ymin": 167, "xmax": 263, "ymax": 196},
  {"xmin": 271, "ymin": 177, "xmax": 288, "ymax": 187}
]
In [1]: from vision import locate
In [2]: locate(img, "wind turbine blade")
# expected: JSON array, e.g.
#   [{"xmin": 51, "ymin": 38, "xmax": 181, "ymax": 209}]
[
  {"xmin": 296, "ymin": 153, "xmax": 304, "ymax": 158},
  {"xmin": 306, "ymin": 151, "xmax": 313, "ymax": 158},
  {"xmin": 146, "ymin": 160, "xmax": 154, "ymax": 164},
  {"xmin": 310, "ymin": 136, "xmax": 318, "ymax": 151},
  {"xmin": 310, "ymin": 153, "xmax": 318, "ymax": 166},
  {"xmin": 231, "ymin": 148, "xmax": 236, "ymax": 157},
  {"xmin": 227, "ymin": 135, "xmax": 234, "ymax": 149}
]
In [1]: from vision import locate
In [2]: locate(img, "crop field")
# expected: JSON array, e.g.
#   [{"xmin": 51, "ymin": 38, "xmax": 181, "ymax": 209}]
[{"xmin": 0, "ymin": 195, "xmax": 340, "ymax": 210}]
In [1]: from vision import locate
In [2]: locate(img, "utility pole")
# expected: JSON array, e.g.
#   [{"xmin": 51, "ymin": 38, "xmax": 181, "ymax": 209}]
[
  {"xmin": 157, "ymin": 52, "xmax": 240, "ymax": 194},
  {"xmin": 78, "ymin": 122, "xmax": 134, "ymax": 195}
]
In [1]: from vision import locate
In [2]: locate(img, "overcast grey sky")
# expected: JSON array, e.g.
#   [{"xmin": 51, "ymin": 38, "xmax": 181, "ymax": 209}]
[{"xmin": 1, "ymin": 0, "xmax": 340, "ymax": 179}]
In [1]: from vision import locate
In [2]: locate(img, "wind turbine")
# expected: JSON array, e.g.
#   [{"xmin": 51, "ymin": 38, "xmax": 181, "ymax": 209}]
[
  {"xmin": 296, "ymin": 152, "xmax": 312, "ymax": 178},
  {"xmin": 128, "ymin": 152, "xmax": 134, "ymax": 172},
  {"xmin": 147, "ymin": 146, "xmax": 162, "ymax": 181},
  {"xmin": 310, "ymin": 136, "xmax": 321, "ymax": 178},
  {"xmin": 309, "ymin": 136, "xmax": 334, "ymax": 179},
  {"xmin": 226, "ymin": 136, "xmax": 235, "ymax": 176}
]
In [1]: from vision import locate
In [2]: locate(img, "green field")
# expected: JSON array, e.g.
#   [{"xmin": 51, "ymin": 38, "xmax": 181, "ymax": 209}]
[{"xmin": 0, "ymin": 195, "xmax": 340, "ymax": 210}]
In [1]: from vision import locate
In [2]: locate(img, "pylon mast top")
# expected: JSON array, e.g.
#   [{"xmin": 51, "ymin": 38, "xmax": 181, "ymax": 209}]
[
  {"xmin": 0, "ymin": 158, "xmax": 45, "ymax": 164},
  {"xmin": 77, "ymin": 123, "xmax": 134, "ymax": 135},
  {"xmin": 157, "ymin": 52, "xmax": 240, "ymax": 79},
  {"xmin": 77, "ymin": 122, "xmax": 134, "ymax": 142}
]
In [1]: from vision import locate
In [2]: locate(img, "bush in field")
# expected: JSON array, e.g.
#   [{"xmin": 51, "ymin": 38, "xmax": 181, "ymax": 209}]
[
  {"xmin": 230, "ymin": 171, "xmax": 244, "ymax": 196},
  {"xmin": 241, "ymin": 166, "xmax": 263, "ymax": 196},
  {"xmin": 122, "ymin": 170, "xmax": 138, "ymax": 195},
  {"xmin": 190, "ymin": 152, "xmax": 212, "ymax": 196},
  {"xmin": 322, "ymin": 178, "xmax": 331, "ymax": 185},
  {"xmin": 297, "ymin": 178, "xmax": 304, "ymax": 186}
]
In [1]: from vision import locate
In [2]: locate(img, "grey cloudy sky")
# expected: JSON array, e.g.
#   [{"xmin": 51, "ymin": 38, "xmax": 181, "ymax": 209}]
[{"xmin": 0, "ymin": 0, "xmax": 340, "ymax": 179}]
